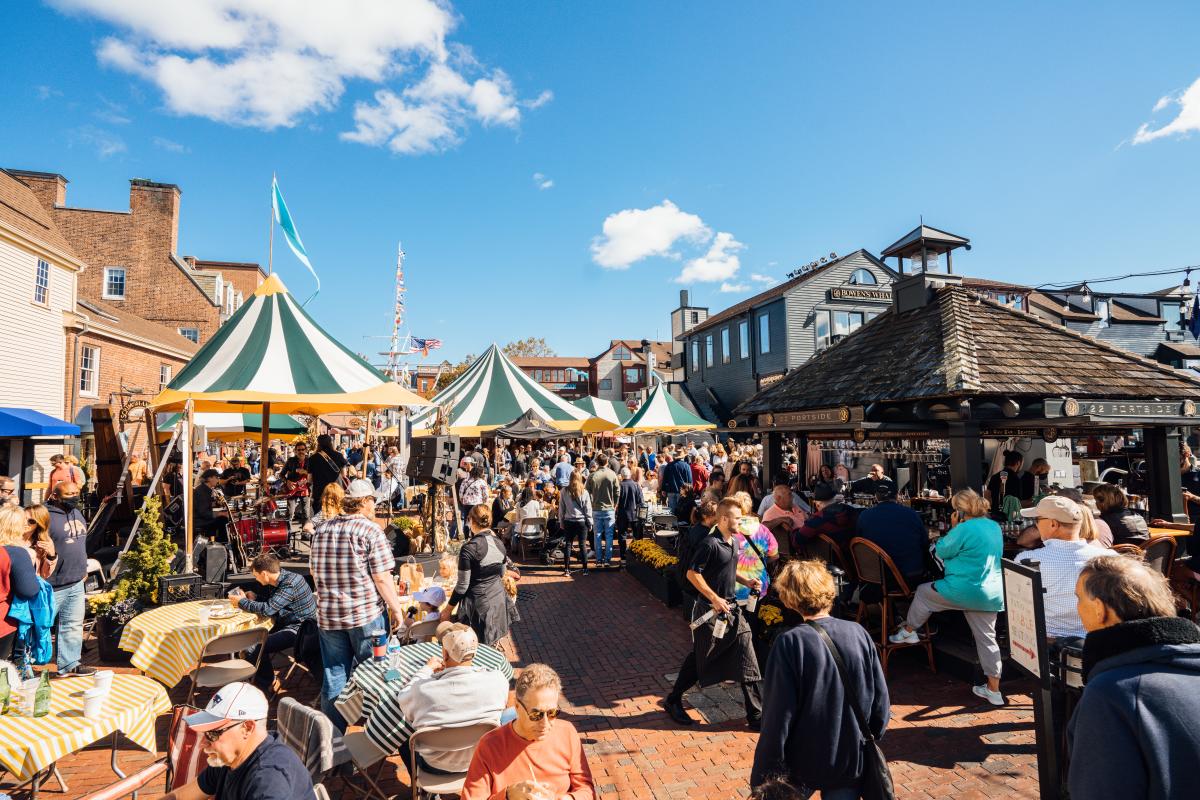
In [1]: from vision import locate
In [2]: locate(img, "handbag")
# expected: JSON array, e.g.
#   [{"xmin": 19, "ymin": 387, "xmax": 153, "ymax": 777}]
[{"xmin": 806, "ymin": 621, "xmax": 895, "ymax": 800}]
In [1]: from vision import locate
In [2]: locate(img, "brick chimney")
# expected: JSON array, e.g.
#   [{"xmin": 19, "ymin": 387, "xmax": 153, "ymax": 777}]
[
  {"xmin": 130, "ymin": 178, "xmax": 181, "ymax": 254},
  {"xmin": 7, "ymin": 169, "xmax": 68, "ymax": 209}
]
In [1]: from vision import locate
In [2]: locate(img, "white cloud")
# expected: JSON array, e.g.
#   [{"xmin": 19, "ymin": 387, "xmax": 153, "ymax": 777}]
[
  {"xmin": 70, "ymin": 125, "xmax": 126, "ymax": 158},
  {"xmin": 1133, "ymin": 75, "xmax": 1200, "ymax": 144},
  {"xmin": 93, "ymin": 95, "xmax": 130, "ymax": 124},
  {"xmin": 720, "ymin": 282, "xmax": 749, "ymax": 293},
  {"xmin": 152, "ymin": 135, "xmax": 189, "ymax": 153},
  {"xmin": 676, "ymin": 232, "xmax": 745, "ymax": 284},
  {"xmin": 750, "ymin": 273, "xmax": 778, "ymax": 286},
  {"xmin": 53, "ymin": 0, "xmax": 546, "ymax": 149},
  {"xmin": 591, "ymin": 200, "xmax": 711, "ymax": 270},
  {"xmin": 522, "ymin": 90, "xmax": 553, "ymax": 109},
  {"xmin": 35, "ymin": 85, "xmax": 62, "ymax": 100},
  {"xmin": 532, "ymin": 172, "xmax": 554, "ymax": 190}
]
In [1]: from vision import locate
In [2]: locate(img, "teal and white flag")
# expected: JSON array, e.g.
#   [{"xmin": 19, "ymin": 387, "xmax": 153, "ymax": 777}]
[{"xmin": 272, "ymin": 177, "xmax": 320, "ymax": 303}]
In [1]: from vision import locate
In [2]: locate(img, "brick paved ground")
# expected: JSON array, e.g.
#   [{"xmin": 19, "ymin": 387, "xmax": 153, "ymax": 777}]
[{"xmin": 10, "ymin": 568, "xmax": 1040, "ymax": 799}]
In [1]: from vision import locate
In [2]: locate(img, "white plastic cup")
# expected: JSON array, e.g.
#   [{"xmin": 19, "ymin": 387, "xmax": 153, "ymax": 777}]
[
  {"xmin": 16, "ymin": 679, "xmax": 39, "ymax": 716},
  {"xmin": 92, "ymin": 670, "xmax": 114, "ymax": 692},
  {"xmin": 197, "ymin": 605, "xmax": 211, "ymax": 626},
  {"xmin": 82, "ymin": 687, "xmax": 107, "ymax": 719}
]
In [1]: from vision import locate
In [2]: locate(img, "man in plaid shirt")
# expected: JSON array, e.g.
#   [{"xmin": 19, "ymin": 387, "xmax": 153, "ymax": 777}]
[{"xmin": 310, "ymin": 479, "xmax": 405, "ymax": 730}]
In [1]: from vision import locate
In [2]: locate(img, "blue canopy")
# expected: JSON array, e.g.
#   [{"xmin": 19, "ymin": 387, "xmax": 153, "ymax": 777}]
[{"xmin": 0, "ymin": 407, "xmax": 81, "ymax": 437}]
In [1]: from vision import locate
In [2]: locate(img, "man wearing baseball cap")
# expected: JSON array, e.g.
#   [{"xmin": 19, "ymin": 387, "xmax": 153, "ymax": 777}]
[
  {"xmin": 164, "ymin": 682, "xmax": 312, "ymax": 800},
  {"xmin": 396, "ymin": 623, "xmax": 509, "ymax": 776},
  {"xmin": 1017, "ymin": 495, "xmax": 1116, "ymax": 640}
]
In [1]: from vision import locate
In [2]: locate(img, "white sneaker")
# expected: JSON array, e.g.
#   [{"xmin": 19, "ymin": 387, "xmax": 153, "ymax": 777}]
[
  {"xmin": 888, "ymin": 628, "xmax": 920, "ymax": 645},
  {"xmin": 973, "ymin": 684, "xmax": 1005, "ymax": 706}
]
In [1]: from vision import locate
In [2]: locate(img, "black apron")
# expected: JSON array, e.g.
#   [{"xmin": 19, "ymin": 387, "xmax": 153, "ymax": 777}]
[{"xmin": 688, "ymin": 597, "xmax": 761, "ymax": 687}]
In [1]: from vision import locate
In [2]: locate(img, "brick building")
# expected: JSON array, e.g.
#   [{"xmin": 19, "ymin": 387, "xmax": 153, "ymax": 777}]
[{"xmin": 8, "ymin": 170, "xmax": 264, "ymax": 345}]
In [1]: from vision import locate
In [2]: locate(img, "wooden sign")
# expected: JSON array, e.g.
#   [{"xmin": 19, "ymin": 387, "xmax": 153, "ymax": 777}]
[
  {"xmin": 1057, "ymin": 397, "xmax": 1197, "ymax": 418},
  {"xmin": 767, "ymin": 406, "xmax": 858, "ymax": 427}
]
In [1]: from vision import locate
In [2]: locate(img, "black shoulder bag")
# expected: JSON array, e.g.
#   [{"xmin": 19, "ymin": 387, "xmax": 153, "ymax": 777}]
[{"xmin": 806, "ymin": 621, "xmax": 895, "ymax": 800}]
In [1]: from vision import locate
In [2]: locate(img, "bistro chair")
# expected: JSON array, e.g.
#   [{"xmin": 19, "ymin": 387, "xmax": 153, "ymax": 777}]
[
  {"xmin": 1112, "ymin": 543, "xmax": 1143, "ymax": 556},
  {"xmin": 407, "ymin": 721, "xmax": 498, "ymax": 800},
  {"xmin": 185, "ymin": 627, "xmax": 268, "ymax": 706},
  {"xmin": 849, "ymin": 537, "xmax": 936, "ymax": 675},
  {"xmin": 515, "ymin": 515, "xmax": 548, "ymax": 561},
  {"xmin": 1140, "ymin": 536, "xmax": 1177, "ymax": 578},
  {"xmin": 652, "ymin": 513, "xmax": 679, "ymax": 552},
  {"xmin": 795, "ymin": 534, "xmax": 851, "ymax": 576},
  {"xmin": 403, "ymin": 618, "xmax": 442, "ymax": 645}
]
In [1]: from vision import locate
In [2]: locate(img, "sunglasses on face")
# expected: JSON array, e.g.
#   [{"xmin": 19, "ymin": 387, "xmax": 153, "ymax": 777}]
[
  {"xmin": 517, "ymin": 698, "xmax": 559, "ymax": 722},
  {"xmin": 203, "ymin": 723, "xmax": 241, "ymax": 743}
]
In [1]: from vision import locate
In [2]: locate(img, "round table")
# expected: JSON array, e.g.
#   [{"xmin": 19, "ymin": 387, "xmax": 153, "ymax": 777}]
[
  {"xmin": 119, "ymin": 600, "xmax": 272, "ymax": 687},
  {"xmin": 0, "ymin": 674, "xmax": 170, "ymax": 794},
  {"xmin": 335, "ymin": 641, "xmax": 513, "ymax": 755}
]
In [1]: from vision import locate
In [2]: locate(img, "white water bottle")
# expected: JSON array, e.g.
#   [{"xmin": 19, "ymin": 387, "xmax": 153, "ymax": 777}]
[
  {"xmin": 712, "ymin": 614, "xmax": 728, "ymax": 639},
  {"xmin": 746, "ymin": 593, "xmax": 758, "ymax": 613}
]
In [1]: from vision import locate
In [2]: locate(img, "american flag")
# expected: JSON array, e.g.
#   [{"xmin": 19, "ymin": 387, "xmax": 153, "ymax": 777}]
[{"xmin": 410, "ymin": 337, "xmax": 442, "ymax": 356}]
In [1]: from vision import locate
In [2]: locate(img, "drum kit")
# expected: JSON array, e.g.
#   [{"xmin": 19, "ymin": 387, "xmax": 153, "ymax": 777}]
[{"xmin": 215, "ymin": 479, "xmax": 309, "ymax": 570}]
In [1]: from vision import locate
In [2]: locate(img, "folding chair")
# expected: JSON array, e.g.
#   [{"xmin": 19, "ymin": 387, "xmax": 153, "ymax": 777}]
[
  {"xmin": 849, "ymin": 537, "xmax": 935, "ymax": 674},
  {"xmin": 407, "ymin": 721, "xmax": 498, "ymax": 800},
  {"xmin": 185, "ymin": 627, "xmax": 268, "ymax": 706},
  {"xmin": 314, "ymin": 785, "xmax": 332, "ymax": 800},
  {"xmin": 276, "ymin": 697, "xmax": 350, "ymax": 783},
  {"xmin": 282, "ymin": 618, "xmax": 321, "ymax": 688},
  {"xmin": 342, "ymin": 731, "xmax": 394, "ymax": 800},
  {"xmin": 403, "ymin": 618, "xmax": 442, "ymax": 645},
  {"xmin": 165, "ymin": 705, "xmax": 205, "ymax": 792},
  {"xmin": 1140, "ymin": 536, "xmax": 1177, "ymax": 578},
  {"xmin": 77, "ymin": 761, "xmax": 167, "ymax": 800},
  {"xmin": 516, "ymin": 515, "xmax": 548, "ymax": 561}
]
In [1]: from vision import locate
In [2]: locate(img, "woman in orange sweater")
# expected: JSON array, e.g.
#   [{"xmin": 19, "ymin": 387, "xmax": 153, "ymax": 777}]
[{"xmin": 461, "ymin": 663, "xmax": 595, "ymax": 800}]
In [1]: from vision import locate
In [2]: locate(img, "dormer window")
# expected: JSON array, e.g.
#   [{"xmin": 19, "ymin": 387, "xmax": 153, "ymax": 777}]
[{"xmin": 613, "ymin": 345, "xmax": 631, "ymax": 361}]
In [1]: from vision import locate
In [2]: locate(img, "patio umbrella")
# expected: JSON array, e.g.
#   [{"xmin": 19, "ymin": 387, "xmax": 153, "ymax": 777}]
[
  {"xmin": 616, "ymin": 383, "xmax": 716, "ymax": 433},
  {"xmin": 409, "ymin": 344, "xmax": 615, "ymax": 436}
]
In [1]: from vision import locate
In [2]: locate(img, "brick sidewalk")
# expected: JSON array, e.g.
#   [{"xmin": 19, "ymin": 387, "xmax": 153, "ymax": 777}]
[{"xmin": 10, "ymin": 568, "xmax": 1039, "ymax": 799}]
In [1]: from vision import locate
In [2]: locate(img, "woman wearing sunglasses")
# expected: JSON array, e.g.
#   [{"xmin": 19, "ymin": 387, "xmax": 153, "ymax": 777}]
[{"xmin": 461, "ymin": 664, "xmax": 595, "ymax": 800}]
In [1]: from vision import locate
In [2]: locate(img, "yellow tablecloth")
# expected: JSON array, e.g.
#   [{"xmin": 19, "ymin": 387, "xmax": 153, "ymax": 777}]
[
  {"xmin": 0, "ymin": 674, "xmax": 170, "ymax": 781},
  {"xmin": 119, "ymin": 600, "xmax": 272, "ymax": 687}
]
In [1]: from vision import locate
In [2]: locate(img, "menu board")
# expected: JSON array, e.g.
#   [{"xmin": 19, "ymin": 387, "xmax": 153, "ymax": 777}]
[{"xmin": 1002, "ymin": 559, "xmax": 1047, "ymax": 682}]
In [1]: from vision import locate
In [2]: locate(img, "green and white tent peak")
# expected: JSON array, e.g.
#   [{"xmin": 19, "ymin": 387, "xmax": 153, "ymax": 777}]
[{"xmin": 617, "ymin": 383, "xmax": 716, "ymax": 432}]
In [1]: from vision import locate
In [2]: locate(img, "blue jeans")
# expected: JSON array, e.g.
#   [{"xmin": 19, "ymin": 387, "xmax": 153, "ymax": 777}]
[
  {"xmin": 52, "ymin": 580, "xmax": 85, "ymax": 672},
  {"xmin": 666, "ymin": 492, "xmax": 680, "ymax": 515},
  {"xmin": 593, "ymin": 510, "xmax": 616, "ymax": 564},
  {"xmin": 317, "ymin": 611, "xmax": 387, "ymax": 731}
]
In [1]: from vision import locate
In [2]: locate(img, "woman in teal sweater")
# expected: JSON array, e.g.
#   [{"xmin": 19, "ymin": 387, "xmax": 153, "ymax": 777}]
[{"xmin": 890, "ymin": 489, "xmax": 1006, "ymax": 705}]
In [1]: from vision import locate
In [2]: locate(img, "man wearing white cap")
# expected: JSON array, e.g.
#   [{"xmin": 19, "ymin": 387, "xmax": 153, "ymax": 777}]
[
  {"xmin": 396, "ymin": 623, "xmax": 509, "ymax": 776},
  {"xmin": 164, "ymin": 682, "xmax": 312, "ymax": 800},
  {"xmin": 1017, "ymin": 495, "xmax": 1117, "ymax": 641}
]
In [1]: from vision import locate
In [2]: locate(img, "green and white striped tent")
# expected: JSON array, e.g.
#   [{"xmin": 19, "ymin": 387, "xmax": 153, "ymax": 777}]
[
  {"xmin": 151, "ymin": 274, "xmax": 428, "ymax": 414},
  {"xmin": 410, "ymin": 344, "xmax": 615, "ymax": 436},
  {"xmin": 572, "ymin": 395, "xmax": 633, "ymax": 426},
  {"xmin": 616, "ymin": 383, "xmax": 716, "ymax": 433},
  {"xmin": 156, "ymin": 412, "xmax": 307, "ymax": 442}
]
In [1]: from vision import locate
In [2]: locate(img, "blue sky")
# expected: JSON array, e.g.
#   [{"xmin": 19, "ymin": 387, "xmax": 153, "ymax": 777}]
[{"xmin": 4, "ymin": 1, "xmax": 1200, "ymax": 365}]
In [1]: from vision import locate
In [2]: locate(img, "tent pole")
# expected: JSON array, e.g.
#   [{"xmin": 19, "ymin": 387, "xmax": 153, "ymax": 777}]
[
  {"xmin": 184, "ymin": 400, "xmax": 194, "ymax": 570},
  {"xmin": 260, "ymin": 403, "xmax": 271, "ymax": 497}
]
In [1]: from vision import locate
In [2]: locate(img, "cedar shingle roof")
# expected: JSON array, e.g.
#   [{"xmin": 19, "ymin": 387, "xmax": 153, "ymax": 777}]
[
  {"xmin": 0, "ymin": 169, "xmax": 79, "ymax": 258},
  {"xmin": 735, "ymin": 285, "xmax": 1200, "ymax": 415}
]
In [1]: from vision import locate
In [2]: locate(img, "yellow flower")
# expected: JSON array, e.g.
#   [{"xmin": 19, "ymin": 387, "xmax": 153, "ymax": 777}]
[
  {"xmin": 758, "ymin": 605, "xmax": 783, "ymax": 627},
  {"xmin": 628, "ymin": 539, "xmax": 679, "ymax": 571}
]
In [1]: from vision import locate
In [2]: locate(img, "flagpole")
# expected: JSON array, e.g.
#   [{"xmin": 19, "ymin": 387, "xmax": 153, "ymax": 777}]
[{"xmin": 268, "ymin": 171, "xmax": 276, "ymax": 276}]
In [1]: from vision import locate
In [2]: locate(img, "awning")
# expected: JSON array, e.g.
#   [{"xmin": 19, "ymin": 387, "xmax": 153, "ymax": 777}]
[{"xmin": 0, "ymin": 407, "xmax": 81, "ymax": 437}]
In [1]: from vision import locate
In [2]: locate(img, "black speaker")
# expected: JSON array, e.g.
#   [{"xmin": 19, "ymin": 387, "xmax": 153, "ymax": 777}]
[
  {"xmin": 200, "ymin": 543, "xmax": 228, "ymax": 584},
  {"xmin": 407, "ymin": 436, "xmax": 460, "ymax": 483}
]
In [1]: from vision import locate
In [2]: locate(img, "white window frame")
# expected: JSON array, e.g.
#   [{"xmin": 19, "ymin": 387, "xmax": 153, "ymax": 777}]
[
  {"xmin": 102, "ymin": 267, "xmax": 126, "ymax": 300},
  {"xmin": 34, "ymin": 259, "xmax": 50, "ymax": 305},
  {"xmin": 849, "ymin": 268, "xmax": 877, "ymax": 285},
  {"xmin": 159, "ymin": 364, "xmax": 172, "ymax": 391},
  {"xmin": 79, "ymin": 345, "xmax": 100, "ymax": 397},
  {"xmin": 739, "ymin": 320, "xmax": 749, "ymax": 359},
  {"xmin": 179, "ymin": 327, "xmax": 200, "ymax": 344},
  {"xmin": 759, "ymin": 313, "xmax": 771, "ymax": 354},
  {"xmin": 815, "ymin": 312, "xmax": 831, "ymax": 349}
]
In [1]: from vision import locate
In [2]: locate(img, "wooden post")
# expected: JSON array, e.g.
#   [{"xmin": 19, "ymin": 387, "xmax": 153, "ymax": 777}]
[
  {"xmin": 183, "ymin": 400, "xmax": 194, "ymax": 569},
  {"xmin": 259, "ymin": 403, "xmax": 271, "ymax": 497}
]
